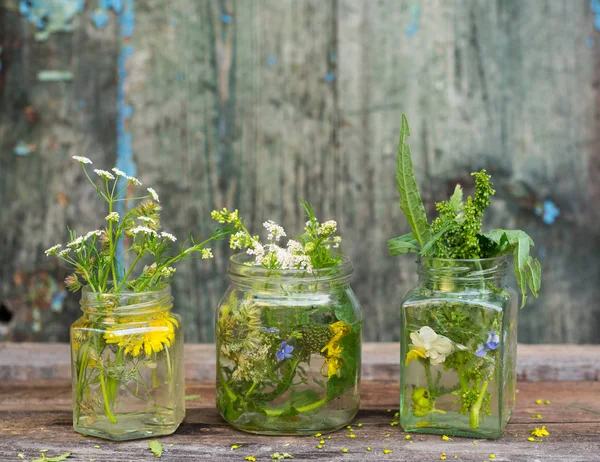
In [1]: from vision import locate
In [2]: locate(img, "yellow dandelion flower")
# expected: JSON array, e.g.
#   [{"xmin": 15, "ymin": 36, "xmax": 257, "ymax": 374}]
[
  {"xmin": 104, "ymin": 312, "xmax": 178, "ymax": 357},
  {"xmin": 531, "ymin": 426, "xmax": 549, "ymax": 437}
]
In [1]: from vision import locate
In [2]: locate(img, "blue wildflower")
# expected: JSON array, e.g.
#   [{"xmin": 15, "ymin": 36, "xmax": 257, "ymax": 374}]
[
  {"xmin": 486, "ymin": 331, "xmax": 500, "ymax": 350},
  {"xmin": 475, "ymin": 344, "xmax": 487, "ymax": 357},
  {"xmin": 264, "ymin": 327, "xmax": 279, "ymax": 334},
  {"xmin": 276, "ymin": 341, "xmax": 293, "ymax": 361}
]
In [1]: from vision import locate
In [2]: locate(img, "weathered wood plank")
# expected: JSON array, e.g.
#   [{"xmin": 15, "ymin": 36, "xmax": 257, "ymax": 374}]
[
  {"xmin": 1, "ymin": 0, "xmax": 600, "ymax": 345},
  {"xmin": 1, "ymin": 342, "xmax": 599, "ymax": 382},
  {"xmin": 0, "ymin": 380, "xmax": 598, "ymax": 461}
]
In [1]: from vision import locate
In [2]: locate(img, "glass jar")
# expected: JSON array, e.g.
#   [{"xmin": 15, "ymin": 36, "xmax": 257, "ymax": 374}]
[
  {"xmin": 70, "ymin": 285, "xmax": 184, "ymax": 440},
  {"xmin": 400, "ymin": 257, "xmax": 517, "ymax": 439},
  {"xmin": 216, "ymin": 254, "xmax": 363, "ymax": 435}
]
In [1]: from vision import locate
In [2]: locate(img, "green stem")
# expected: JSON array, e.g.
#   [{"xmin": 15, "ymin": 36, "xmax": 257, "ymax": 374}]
[
  {"xmin": 244, "ymin": 381, "xmax": 258, "ymax": 399},
  {"xmin": 217, "ymin": 366, "xmax": 238, "ymax": 402},
  {"xmin": 116, "ymin": 252, "xmax": 143, "ymax": 292},
  {"xmin": 99, "ymin": 370, "xmax": 117, "ymax": 424},
  {"xmin": 469, "ymin": 380, "xmax": 489, "ymax": 429},
  {"xmin": 165, "ymin": 346, "xmax": 173, "ymax": 385},
  {"xmin": 108, "ymin": 201, "xmax": 118, "ymax": 289}
]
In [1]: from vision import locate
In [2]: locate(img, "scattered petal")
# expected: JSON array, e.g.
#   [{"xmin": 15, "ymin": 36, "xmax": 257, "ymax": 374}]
[{"xmin": 442, "ymin": 435, "xmax": 452, "ymax": 441}]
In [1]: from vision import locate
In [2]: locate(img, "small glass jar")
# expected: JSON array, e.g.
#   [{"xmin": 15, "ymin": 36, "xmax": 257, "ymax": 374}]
[
  {"xmin": 216, "ymin": 254, "xmax": 363, "ymax": 435},
  {"xmin": 400, "ymin": 257, "xmax": 517, "ymax": 439},
  {"xmin": 70, "ymin": 285, "xmax": 184, "ymax": 440}
]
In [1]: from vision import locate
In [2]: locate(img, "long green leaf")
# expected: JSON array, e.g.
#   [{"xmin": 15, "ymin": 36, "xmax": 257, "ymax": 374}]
[
  {"xmin": 396, "ymin": 114, "xmax": 431, "ymax": 247},
  {"xmin": 419, "ymin": 222, "xmax": 454, "ymax": 256},
  {"xmin": 388, "ymin": 233, "xmax": 419, "ymax": 256}
]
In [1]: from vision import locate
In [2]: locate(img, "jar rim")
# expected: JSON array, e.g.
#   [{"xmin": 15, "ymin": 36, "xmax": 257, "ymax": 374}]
[
  {"xmin": 80, "ymin": 284, "xmax": 173, "ymax": 315},
  {"xmin": 419, "ymin": 255, "xmax": 508, "ymax": 264},
  {"xmin": 227, "ymin": 253, "xmax": 354, "ymax": 286}
]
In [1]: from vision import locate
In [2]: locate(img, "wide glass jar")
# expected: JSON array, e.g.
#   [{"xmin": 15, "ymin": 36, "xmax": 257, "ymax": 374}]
[
  {"xmin": 216, "ymin": 254, "xmax": 363, "ymax": 435},
  {"xmin": 70, "ymin": 285, "xmax": 184, "ymax": 440},
  {"xmin": 400, "ymin": 257, "xmax": 517, "ymax": 439}
]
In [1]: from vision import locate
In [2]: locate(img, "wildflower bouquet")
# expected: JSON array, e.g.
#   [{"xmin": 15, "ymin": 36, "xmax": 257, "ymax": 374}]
[
  {"xmin": 212, "ymin": 200, "xmax": 363, "ymax": 434},
  {"xmin": 390, "ymin": 115, "xmax": 542, "ymax": 438},
  {"xmin": 46, "ymin": 156, "xmax": 235, "ymax": 440}
]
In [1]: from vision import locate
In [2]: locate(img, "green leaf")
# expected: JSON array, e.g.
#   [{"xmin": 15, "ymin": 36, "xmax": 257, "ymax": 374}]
[
  {"xmin": 388, "ymin": 233, "xmax": 419, "ymax": 256},
  {"xmin": 326, "ymin": 326, "xmax": 360, "ymax": 401},
  {"xmin": 480, "ymin": 229, "xmax": 541, "ymax": 308},
  {"xmin": 185, "ymin": 394, "xmax": 201, "ymax": 401},
  {"xmin": 447, "ymin": 184, "xmax": 463, "ymax": 213},
  {"xmin": 149, "ymin": 440, "xmax": 163, "ymax": 458},
  {"xmin": 395, "ymin": 114, "xmax": 431, "ymax": 247},
  {"xmin": 31, "ymin": 453, "xmax": 72, "ymax": 462},
  {"xmin": 419, "ymin": 222, "xmax": 454, "ymax": 256}
]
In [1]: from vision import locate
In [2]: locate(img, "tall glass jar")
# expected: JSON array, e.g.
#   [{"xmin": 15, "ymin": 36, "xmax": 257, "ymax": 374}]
[
  {"xmin": 70, "ymin": 285, "xmax": 184, "ymax": 440},
  {"xmin": 216, "ymin": 254, "xmax": 363, "ymax": 435},
  {"xmin": 400, "ymin": 257, "xmax": 517, "ymax": 439}
]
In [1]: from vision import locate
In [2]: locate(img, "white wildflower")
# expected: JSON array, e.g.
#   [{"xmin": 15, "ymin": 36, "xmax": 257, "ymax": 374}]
[
  {"xmin": 127, "ymin": 176, "xmax": 142, "ymax": 186},
  {"xmin": 105, "ymin": 212, "xmax": 120, "ymax": 222},
  {"xmin": 58, "ymin": 248, "xmax": 71, "ymax": 257},
  {"xmin": 44, "ymin": 244, "xmax": 62, "ymax": 256},
  {"xmin": 147, "ymin": 187, "xmax": 159, "ymax": 202},
  {"xmin": 160, "ymin": 267, "xmax": 176, "ymax": 278},
  {"xmin": 230, "ymin": 231, "xmax": 247, "ymax": 250},
  {"xmin": 84, "ymin": 230, "xmax": 105, "ymax": 240},
  {"xmin": 137, "ymin": 216, "xmax": 155, "ymax": 224},
  {"xmin": 130, "ymin": 226, "xmax": 157, "ymax": 236},
  {"xmin": 246, "ymin": 240, "xmax": 265, "ymax": 264},
  {"xmin": 318, "ymin": 220, "xmax": 337, "ymax": 237},
  {"xmin": 201, "ymin": 248, "xmax": 213, "ymax": 259},
  {"xmin": 333, "ymin": 236, "xmax": 342, "ymax": 248},
  {"xmin": 94, "ymin": 169, "xmax": 115, "ymax": 180},
  {"xmin": 72, "ymin": 156, "xmax": 92, "ymax": 164},
  {"xmin": 263, "ymin": 220, "xmax": 286, "ymax": 241},
  {"xmin": 286, "ymin": 239, "xmax": 304, "ymax": 254},
  {"xmin": 160, "ymin": 232, "xmax": 177, "ymax": 242},
  {"xmin": 111, "ymin": 167, "xmax": 127, "ymax": 177},
  {"xmin": 67, "ymin": 236, "xmax": 84, "ymax": 248},
  {"xmin": 408, "ymin": 326, "xmax": 454, "ymax": 366}
]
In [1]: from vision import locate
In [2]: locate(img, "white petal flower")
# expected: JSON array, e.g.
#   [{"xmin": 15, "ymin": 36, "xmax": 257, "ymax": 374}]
[
  {"xmin": 111, "ymin": 167, "xmax": 127, "ymax": 177},
  {"xmin": 318, "ymin": 220, "xmax": 337, "ymax": 237},
  {"xmin": 67, "ymin": 236, "xmax": 84, "ymax": 248},
  {"xmin": 333, "ymin": 236, "xmax": 342, "ymax": 248},
  {"xmin": 84, "ymin": 230, "xmax": 105, "ymax": 240},
  {"xmin": 137, "ymin": 216, "xmax": 156, "ymax": 224},
  {"xmin": 130, "ymin": 226, "xmax": 157, "ymax": 236},
  {"xmin": 94, "ymin": 169, "xmax": 115, "ymax": 180},
  {"xmin": 105, "ymin": 212, "xmax": 120, "ymax": 222},
  {"xmin": 263, "ymin": 220, "xmax": 286, "ymax": 241},
  {"xmin": 147, "ymin": 187, "xmax": 159, "ymax": 202},
  {"xmin": 286, "ymin": 239, "xmax": 303, "ymax": 254},
  {"xmin": 58, "ymin": 248, "xmax": 72, "ymax": 257},
  {"xmin": 409, "ymin": 326, "xmax": 454, "ymax": 366},
  {"xmin": 160, "ymin": 232, "xmax": 177, "ymax": 242},
  {"xmin": 72, "ymin": 156, "xmax": 92, "ymax": 164},
  {"xmin": 44, "ymin": 244, "xmax": 62, "ymax": 256},
  {"xmin": 127, "ymin": 176, "xmax": 142, "ymax": 186}
]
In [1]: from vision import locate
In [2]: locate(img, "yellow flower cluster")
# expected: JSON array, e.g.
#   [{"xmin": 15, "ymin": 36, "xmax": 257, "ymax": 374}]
[
  {"xmin": 320, "ymin": 321, "xmax": 350, "ymax": 377},
  {"xmin": 104, "ymin": 312, "xmax": 178, "ymax": 357}
]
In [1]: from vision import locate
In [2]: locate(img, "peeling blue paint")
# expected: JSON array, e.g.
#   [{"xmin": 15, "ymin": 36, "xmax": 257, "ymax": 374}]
[
  {"xmin": 405, "ymin": 5, "xmax": 420, "ymax": 37},
  {"xmin": 325, "ymin": 72, "xmax": 335, "ymax": 83},
  {"xmin": 175, "ymin": 72, "xmax": 184, "ymax": 81},
  {"xmin": 221, "ymin": 13, "xmax": 232, "ymax": 24},
  {"xmin": 19, "ymin": 0, "xmax": 83, "ymax": 40},
  {"xmin": 114, "ymin": 0, "xmax": 136, "ymax": 268},
  {"xmin": 592, "ymin": 0, "xmax": 600, "ymax": 30},
  {"xmin": 91, "ymin": 8, "xmax": 110, "ymax": 29},
  {"xmin": 267, "ymin": 56, "xmax": 276, "ymax": 65}
]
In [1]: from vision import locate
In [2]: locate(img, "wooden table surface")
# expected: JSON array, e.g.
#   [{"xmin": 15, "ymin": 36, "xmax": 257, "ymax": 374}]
[{"xmin": 1, "ymin": 344, "xmax": 599, "ymax": 461}]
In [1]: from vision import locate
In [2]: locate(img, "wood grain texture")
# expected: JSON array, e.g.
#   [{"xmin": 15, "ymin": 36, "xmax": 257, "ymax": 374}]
[
  {"xmin": 1, "ymin": 379, "xmax": 599, "ymax": 461},
  {"xmin": 2, "ymin": 342, "xmax": 599, "ymax": 382},
  {"xmin": 1, "ymin": 1, "xmax": 599, "ymax": 343}
]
